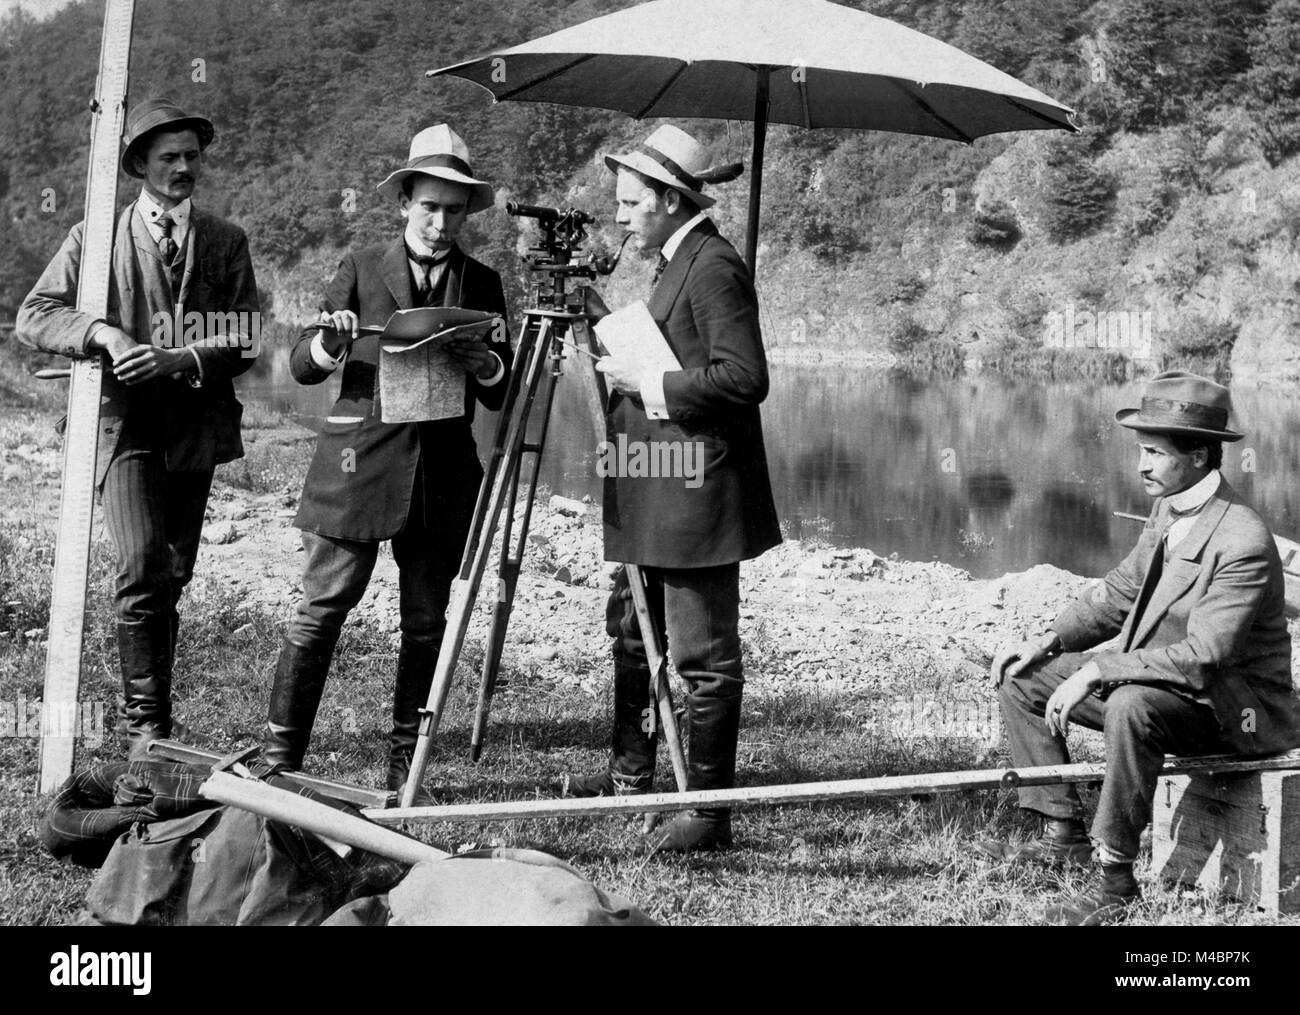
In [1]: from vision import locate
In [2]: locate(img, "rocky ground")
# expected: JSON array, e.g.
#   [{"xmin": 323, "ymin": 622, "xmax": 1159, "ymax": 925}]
[
  {"xmin": 2, "ymin": 416, "xmax": 1114, "ymax": 746},
  {"xmin": 8, "ymin": 417, "xmax": 1298, "ymax": 713}
]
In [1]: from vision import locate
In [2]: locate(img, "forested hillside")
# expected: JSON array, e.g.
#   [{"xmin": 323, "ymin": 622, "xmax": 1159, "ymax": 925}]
[{"xmin": 3, "ymin": 0, "xmax": 1300, "ymax": 381}]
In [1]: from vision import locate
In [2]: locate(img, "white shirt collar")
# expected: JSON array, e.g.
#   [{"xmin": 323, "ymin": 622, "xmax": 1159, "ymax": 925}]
[
  {"xmin": 138, "ymin": 188, "xmax": 191, "ymax": 229},
  {"xmin": 1165, "ymin": 469, "xmax": 1221, "ymax": 515},
  {"xmin": 403, "ymin": 226, "xmax": 449, "ymax": 261},
  {"xmin": 661, "ymin": 212, "xmax": 708, "ymax": 262}
]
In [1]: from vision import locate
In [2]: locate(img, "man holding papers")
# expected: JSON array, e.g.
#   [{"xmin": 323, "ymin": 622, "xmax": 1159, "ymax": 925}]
[
  {"xmin": 261, "ymin": 125, "xmax": 510, "ymax": 801},
  {"xmin": 566, "ymin": 125, "xmax": 781, "ymax": 852}
]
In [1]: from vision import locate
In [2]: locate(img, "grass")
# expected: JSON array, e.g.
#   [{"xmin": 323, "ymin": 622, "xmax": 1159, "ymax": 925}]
[{"xmin": 0, "ymin": 542, "xmax": 1291, "ymax": 926}]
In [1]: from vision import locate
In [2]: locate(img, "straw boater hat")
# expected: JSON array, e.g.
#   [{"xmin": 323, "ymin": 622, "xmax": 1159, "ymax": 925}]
[
  {"xmin": 120, "ymin": 98, "xmax": 215, "ymax": 178},
  {"xmin": 376, "ymin": 124, "xmax": 495, "ymax": 213},
  {"xmin": 1116, "ymin": 370, "xmax": 1244, "ymax": 442},
  {"xmin": 603, "ymin": 124, "xmax": 743, "ymax": 210}
]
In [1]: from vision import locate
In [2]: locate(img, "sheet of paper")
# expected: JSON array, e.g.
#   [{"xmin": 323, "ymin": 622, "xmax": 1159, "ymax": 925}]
[
  {"xmin": 379, "ymin": 344, "xmax": 466, "ymax": 423},
  {"xmin": 594, "ymin": 301, "xmax": 680, "ymax": 418}
]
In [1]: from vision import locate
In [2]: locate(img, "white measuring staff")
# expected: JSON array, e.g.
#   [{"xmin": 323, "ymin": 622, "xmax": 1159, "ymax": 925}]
[{"xmin": 38, "ymin": 0, "xmax": 136, "ymax": 794}]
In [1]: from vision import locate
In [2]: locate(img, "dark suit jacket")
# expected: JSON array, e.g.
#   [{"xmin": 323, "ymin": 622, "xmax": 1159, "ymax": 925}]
[
  {"xmin": 17, "ymin": 203, "xmax": 260, "ymax": 486},
  {"xmin": 291, "ymin": 240, "xmax": 510, "ymax": 560},
  {"xmin": 603, "ymin": 220, "xmax": 782, "ymax": 568},
  {"xmin": 1052, "ymin": 478, "xmax": 1300, "ymax": 754}
]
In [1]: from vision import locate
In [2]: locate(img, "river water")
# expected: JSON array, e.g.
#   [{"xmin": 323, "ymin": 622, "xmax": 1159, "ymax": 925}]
[{"xmin": 238, "ymin": 347, "xmax": 1300, "ymax": 580}]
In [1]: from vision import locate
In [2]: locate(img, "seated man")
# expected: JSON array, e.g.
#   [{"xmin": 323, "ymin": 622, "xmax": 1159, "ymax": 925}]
[{"xmin": 982, "ymin": 370, "xmax": 1300, "ymax": 925}]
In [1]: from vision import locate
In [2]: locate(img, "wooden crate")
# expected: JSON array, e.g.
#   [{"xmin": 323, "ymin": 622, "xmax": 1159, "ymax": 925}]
[{"xmin": 1152, "ymin": 769, "xmax": 1300, "ymax": 914}]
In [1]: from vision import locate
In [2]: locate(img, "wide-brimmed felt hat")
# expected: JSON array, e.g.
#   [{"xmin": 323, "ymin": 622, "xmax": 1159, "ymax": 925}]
[
  {"xmin": 1116, "ymin": 370, "xmax": 1244, "ymax": 442},
  {"xmin": 376, "ymin": 124, "xmax": 495, "ymax": 213},
  {"xmin": 121, "ymin": 98, "xmax": 214, "ymax": 178},
  {"xmin": 603, "ymin": 124, "xmax": 743, "ymax": 210}
]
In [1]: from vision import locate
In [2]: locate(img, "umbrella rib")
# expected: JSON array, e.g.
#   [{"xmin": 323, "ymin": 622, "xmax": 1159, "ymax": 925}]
[
  {"xmin": 882, "ymin": 77, "xmax": 973, "ymax": 144},
  {"xmin": 799, "ymin": 72, "xmax": 812, "ymax": 129},
  {"xmin": 632, "ymin": 62, "xmax": 691, "ymax": 119},
  {"xmin": 1002, "ymin": 96, "xmax": 1078, "ymax": 132},
  {"xmin": 495, "ymin": 53, "xmax": 597, "ymax": 101}
]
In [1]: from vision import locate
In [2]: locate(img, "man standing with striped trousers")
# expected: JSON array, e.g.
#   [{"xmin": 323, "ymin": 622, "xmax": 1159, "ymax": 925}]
[{"xmin": 18, "ymin": 98, "xmax": 261, "ymax": 758}]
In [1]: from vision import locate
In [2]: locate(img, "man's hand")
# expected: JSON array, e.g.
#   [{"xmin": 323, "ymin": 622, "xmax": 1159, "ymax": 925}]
[
  {"xmin": 89, "ymin": 325, "xmax": 137, "ymax": 363},
  {"xmin": 1045, "ymin": 661, "xmax": 1102, "ymax": 737},
  {"xmin": 596, "ymin": 354, "xmax": 642, "ymax": 397},
  {"xmin": 989, "ymin": 631, "xmax": 1060, "ymax": 687},
  {"xmin": 111, "ymin": 344, "xmax": 189, "ymax": 386},
  {"xmin": 318, "ymin": 310, "xmax": 360, "ymax": 357},
  {"xmin": 444, "ymin": 334, "xmax": 498, "ymax": 380}
]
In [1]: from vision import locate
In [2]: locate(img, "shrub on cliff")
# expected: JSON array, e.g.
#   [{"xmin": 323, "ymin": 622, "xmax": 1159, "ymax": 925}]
[
  {"xmin": 1161, "ymin": 315, "xmax": 1238, "ymax": 376},
  {"xmin": 1041, "ymin": 134, "xmax": 1117, "ymax": 242},
  {"xmin": 966, "ymin": 197, "xmax": 1022, "ymax": 249}
]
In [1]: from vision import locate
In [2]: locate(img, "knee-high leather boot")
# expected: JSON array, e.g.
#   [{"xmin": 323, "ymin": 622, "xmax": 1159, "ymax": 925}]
[
  {"xmin": 387, "ymin": 636, "xmax": 440, "ymax": 797},
  {"xmin": 262, "ymin": 637, "xmax": 334, "ymax": 773},
  {"xmin": 561, "ymin": 663, "xmax": 658, "ymax": 797},
  {"xmin": 117, "ymin": 617, "xmax": 175, "ymax": 761},
  {"xmin": 649, "ymin": 687, "xmax": 743, "ymax": 852}
]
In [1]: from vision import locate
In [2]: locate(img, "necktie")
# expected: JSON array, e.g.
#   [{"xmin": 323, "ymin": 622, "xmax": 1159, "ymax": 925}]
[
  {"xmin": 158, "ymin": 214, "xmax": 178, "ymax": 264},
  {"xmin": 651, "ymin": 253, "xmax": 668, "ymax": 291},
  {"xmin": 406, "ymin": 244, "xmax": 447, "ymax": 302},
  {"xmin": 158, "ymin": 214, "xmax": 184, "ymax": 297}
]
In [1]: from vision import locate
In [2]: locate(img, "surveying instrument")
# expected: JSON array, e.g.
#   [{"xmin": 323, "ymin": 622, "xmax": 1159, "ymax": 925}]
[{"xmin": 399, "ymin": 201, "xmax": 688, "ymax": 808}]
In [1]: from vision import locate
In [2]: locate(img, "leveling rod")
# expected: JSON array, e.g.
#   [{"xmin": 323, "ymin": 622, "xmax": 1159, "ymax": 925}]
[
  {"xmin": 366, "ymin": 749, "xmax": 1300, "ymax": 825},
  {"xmin": 38, "ymin": 0, "xmax": 135, "ymax": 794}
]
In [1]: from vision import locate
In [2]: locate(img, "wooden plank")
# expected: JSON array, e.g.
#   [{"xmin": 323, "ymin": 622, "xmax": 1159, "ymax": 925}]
[
  {"xmin": 1152, "ymin": 770, "xmax": 1300, "ymax": 915},
  {"xmin": 366, "ymin": 750, "xmax": 1300, "ymax": 825},
  {"xmin": 201, "ymin": 772, "xmax": 445, "ymax": 865},
  {"xmin": 146, "ymin": 740, "xmax": 393, "ymax": 809}
]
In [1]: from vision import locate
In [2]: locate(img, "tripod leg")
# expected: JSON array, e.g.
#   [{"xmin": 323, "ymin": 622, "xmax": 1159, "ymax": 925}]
[
  {"xmin": 469, "ymin": 453, "xmax": 524, "ymax": 762},
  {"xmin": 401, "ymin": 314, "xmax": 556, "ymax": 807},
  {"xmin": 470, "ymin": 329, "xmax": 567, "ymax": 761},
  {"xmin": 627, "ymin": 567, "xmax": 688, "ymax": 792},
  {"xmin": 566, "ymin": 311, "xmax": 689, "ymax": 794}
]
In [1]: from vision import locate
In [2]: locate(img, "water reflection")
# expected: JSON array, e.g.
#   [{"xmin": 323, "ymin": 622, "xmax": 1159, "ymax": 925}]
[{"xmin": 237, "ymin": 347, "xmax": 1300, "ymax": 579}]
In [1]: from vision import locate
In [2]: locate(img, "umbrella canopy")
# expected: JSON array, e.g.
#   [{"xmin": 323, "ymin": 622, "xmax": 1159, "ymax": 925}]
[{"xmin": 430, "ymin": 0, "xmax": 1078, "ymax": 268}]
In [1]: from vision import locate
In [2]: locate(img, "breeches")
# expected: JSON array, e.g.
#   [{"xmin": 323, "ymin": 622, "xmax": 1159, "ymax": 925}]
[
  {"xmin": 287, "ymin": 515, "xmax": 453, "ymax": 652},
  {"xmin": 99, "ymin": 446, "xmax": 213, "ymax": 625}
]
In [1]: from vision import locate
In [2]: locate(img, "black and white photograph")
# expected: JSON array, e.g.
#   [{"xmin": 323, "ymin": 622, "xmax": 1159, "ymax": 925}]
[{"xmin": 0, "ymin": 0, "xmax": 1298, "ymax": 973}]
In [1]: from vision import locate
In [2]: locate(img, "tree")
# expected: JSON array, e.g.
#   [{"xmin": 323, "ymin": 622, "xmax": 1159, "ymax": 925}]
[
  {"xmin": 1101, "ymin": 0, "xmax": 1269, "ymax": 131},
  {"xmin": 1246, "ymin": 0, "xmax": 1300, "ymax": 166}
]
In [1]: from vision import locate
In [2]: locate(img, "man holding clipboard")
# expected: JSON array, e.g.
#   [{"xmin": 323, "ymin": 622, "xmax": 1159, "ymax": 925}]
[
  {"xmin": 261, "ymin": 125, "xmax": 509, "ymax": 800},
  {"xmin": 568, "ymin": 125, "xmax": 782, "ymax": 852}
]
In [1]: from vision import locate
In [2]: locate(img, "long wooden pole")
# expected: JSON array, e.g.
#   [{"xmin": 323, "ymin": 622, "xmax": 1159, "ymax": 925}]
[
  {"xmin": 202, "ymin": 771, "xmax": 446, "ymax": 865},
  {"xmin": 38, "ymin": 0, "xmax": 135, "ymax": 794},
  {"xmin": 366, "ymin": 750, "xmax": 1300, "ymax": 826}
]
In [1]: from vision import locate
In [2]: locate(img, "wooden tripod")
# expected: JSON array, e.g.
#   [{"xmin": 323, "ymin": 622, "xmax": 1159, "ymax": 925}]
[{"xmin": 400, "ymin": 296, "xmax": 688, "ymax": 807}]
